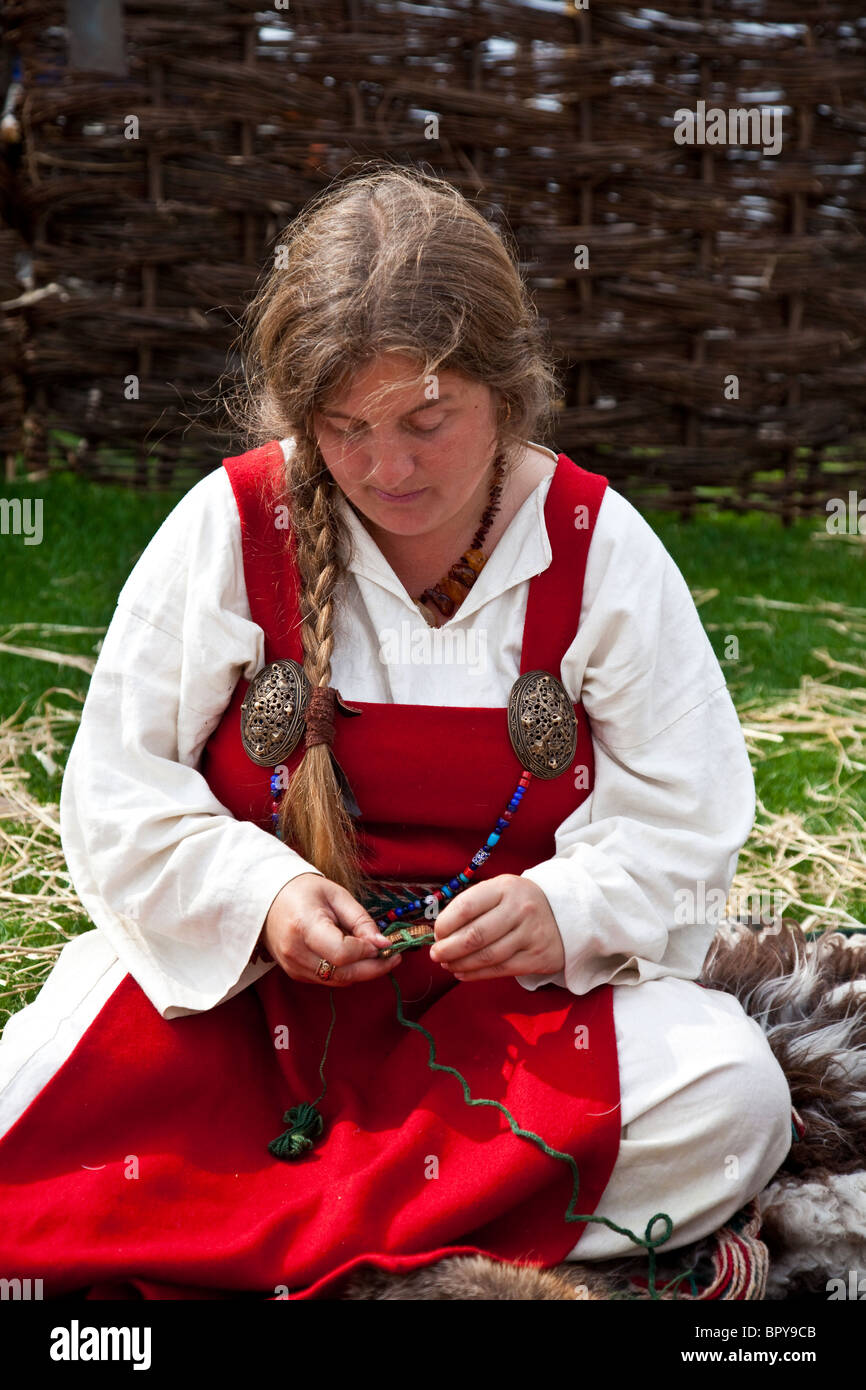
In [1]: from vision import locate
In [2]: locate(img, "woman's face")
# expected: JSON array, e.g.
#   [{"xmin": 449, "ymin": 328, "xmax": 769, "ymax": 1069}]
[{"xmin": 313, "ymin": 354, "xmax": 501, "ymax": 539}]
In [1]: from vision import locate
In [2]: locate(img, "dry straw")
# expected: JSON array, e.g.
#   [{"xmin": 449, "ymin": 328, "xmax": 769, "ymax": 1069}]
[
  {"xmin": 732, "ymin": 601, "xmax": 866, "ymax": 936},
  {"xmin": 0, "ymin": 682, "xmax": 87, "ymax": 1015}
]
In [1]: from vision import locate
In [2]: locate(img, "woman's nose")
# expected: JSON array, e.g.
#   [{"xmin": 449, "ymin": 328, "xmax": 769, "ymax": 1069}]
[{"xmin": 364, "ymin": 450, "xmax": 417, "ymax": 491}]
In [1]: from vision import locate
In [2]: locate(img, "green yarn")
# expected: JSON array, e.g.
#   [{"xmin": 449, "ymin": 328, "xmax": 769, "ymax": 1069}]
[
  {"xmin": 268, "ymin": 990, "xmax": 336, "ymax": 1159},
  {"xmin": 388, "ymin": 973, "xmax": 675, "ymax": 1300},
  {"xmin": 267, "ymin": 954, "xmax": 677, "ymax": 1298},
  {"xmin": 380, "ymin": 928, "xmax": 436, "ymax": 955},
  {"xmin": 268, "ymin": 1101, "xmax": 324, "ymax": 1159}
]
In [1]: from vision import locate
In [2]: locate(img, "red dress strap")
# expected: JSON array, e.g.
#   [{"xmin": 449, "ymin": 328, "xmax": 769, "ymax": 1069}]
[
  {"xmin": 521, "ymin": 456, "xmax": 607, "ymax": 674},
  {"xmin": 222, "ymin": 439, "xmax": 303, "ymax": 666}
]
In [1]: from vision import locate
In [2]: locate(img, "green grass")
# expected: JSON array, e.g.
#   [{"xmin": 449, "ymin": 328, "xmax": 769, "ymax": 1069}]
[
  {"xmin": 645, "ymin": 507, "xmax": 864, "ymax": 827},
  {"xmin": 646, "ymin": 508, "xmax": 863, "ymax": 699},
  {"xmin": 0, "ymin": 471, "xmax": 185, "ymax": 1024},
  {"xmin": 0, "ymin": 471, "xmax": 185, "ymax": 798}
]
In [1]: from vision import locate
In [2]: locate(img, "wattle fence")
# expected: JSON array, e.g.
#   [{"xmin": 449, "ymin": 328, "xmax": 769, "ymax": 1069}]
[{"xmin": 1, "ymin": 2, "xmax": 865, "ymax": 518}]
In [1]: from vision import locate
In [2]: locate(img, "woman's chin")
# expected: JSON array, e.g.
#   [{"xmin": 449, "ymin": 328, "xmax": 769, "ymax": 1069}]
[{"xmin": 364, "ymin": 499, "xmax": 443, "ymax": 533}]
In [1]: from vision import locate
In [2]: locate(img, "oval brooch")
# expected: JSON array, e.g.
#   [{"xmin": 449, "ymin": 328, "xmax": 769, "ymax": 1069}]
[
  {"xmin": 240, "ymin": 659, "xmax": 310, "ymax": 767},
  {"xmin": 507, "ymin": 669, "xmax": 577, "ymax": 779}
]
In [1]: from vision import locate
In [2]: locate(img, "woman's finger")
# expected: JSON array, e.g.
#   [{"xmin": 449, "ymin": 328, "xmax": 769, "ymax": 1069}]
[
  {"xmin": 432, "ymin": 879, "xmax": 503, "ymax": 942},
  {"xmin": 439, "ymin": 926, "xmax": 525, "ymax": 976},
  {"xmin": 320, "ymin": 880, "xmax": 392, "ymax": 949},
  {"xmin": 429, "ymin": 903, "xmax": 513, "ymax": 966},
  {"xmin": 325, "ymin": 952, "xmax": 404, "ymax": 987},
  {"xmin": 291, "ymin": 928, "xmax": 403, "ymax": 986},
  {"xmin": 295, "ymin": 914, "xmax": 408, "ymax": 986},
  {"xmin": 451, "ymin": 955, "xmax": 534, "ymax": 981},
  {"xmin": 302, "ymin": 914, "xmax": 379, "ymax": 971}
]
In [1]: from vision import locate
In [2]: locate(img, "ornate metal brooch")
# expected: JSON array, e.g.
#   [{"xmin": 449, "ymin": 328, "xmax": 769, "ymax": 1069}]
[
  {"xmin": 506, "ymin": 669, "xmax": 577, "ymax": 779},
  {"xmin": 240, "ymin": 659, "xmax": 311, "ymax": 767}
]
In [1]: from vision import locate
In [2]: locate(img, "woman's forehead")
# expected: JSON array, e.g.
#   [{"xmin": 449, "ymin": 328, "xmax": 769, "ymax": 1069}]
[{"xmin": 321, "ymin": 361, "xmax": 482, "ymax": 413}]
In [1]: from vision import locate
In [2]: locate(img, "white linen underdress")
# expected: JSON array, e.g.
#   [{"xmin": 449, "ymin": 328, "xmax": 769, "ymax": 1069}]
[{"xmin": 0, "ymin": 439, "xmax": 792, "ymax": 1262}]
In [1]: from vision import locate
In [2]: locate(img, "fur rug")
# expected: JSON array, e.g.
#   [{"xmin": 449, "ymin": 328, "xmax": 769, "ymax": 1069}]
[
  {"xmin": 342, "ymin": 922, "xmax": 866, "ymax": 1300},
  {"xmin": 708, "ymin": 923, "xmax": 866, "ymax": 1300}
]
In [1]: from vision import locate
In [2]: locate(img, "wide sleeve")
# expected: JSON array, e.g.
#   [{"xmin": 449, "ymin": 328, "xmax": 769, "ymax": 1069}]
[
  {"xmin": 58, "ymin": 466, "xmax": 324, "ymax": 1020},
  {"xmin": 516, "ymin": 486, "xmax": 755, "ymax": 997}
]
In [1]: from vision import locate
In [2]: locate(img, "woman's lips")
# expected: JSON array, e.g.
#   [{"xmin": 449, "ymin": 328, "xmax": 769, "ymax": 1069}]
[{"xmin": 372, "ymin": 486, "xmax": 428, "ymax": 503}]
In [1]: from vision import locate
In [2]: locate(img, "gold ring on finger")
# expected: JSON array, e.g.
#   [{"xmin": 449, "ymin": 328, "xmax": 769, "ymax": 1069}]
[{"xmin": 316, "ymin": 957, "xmax": 336, "ymax": 982}]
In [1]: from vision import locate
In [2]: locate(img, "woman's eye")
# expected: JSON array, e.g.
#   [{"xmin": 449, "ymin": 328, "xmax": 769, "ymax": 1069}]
[
  {"xmin": 408, "ymin": 418, "xmax": 443, "ymax": 434},
  {"xmin": 325, "ymin": 417, "xmax": 442, "ymax": 437}
]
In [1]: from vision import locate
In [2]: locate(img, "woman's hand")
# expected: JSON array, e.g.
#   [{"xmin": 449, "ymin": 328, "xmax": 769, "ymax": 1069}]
[
  {"xmin": 428, "ymin": 874, "xmax": 565, "ymax": 981},
  {"xmin": 262, "ymin": 873, "xmax": 403, "ymax": 986}
]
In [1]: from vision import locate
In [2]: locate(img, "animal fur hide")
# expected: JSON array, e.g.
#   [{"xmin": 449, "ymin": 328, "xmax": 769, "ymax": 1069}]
[
  {"xmin": 703, "ymin": 923, "xmax": 866, "ymax": 1300},
  {"xmin": 343, "ymin": 922, "xmax": 866, "ymax": 1300}
]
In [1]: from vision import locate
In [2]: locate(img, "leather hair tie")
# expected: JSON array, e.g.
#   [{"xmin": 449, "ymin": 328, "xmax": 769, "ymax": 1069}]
[
  {"xmin": 302, "ymin": 684, "xmax": 364, "ymax": 818},
  {"xmin": 305, "ymin": 685, "xmax": 338, "ymax": 749}
]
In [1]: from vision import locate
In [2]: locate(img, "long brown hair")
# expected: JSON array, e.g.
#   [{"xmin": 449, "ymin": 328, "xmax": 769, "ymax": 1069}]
[{"xmin": 231, "ymin": 161, "xmax": 560, "ymax": 898}]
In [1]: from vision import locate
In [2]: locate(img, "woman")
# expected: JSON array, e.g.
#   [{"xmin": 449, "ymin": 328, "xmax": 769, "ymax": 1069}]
[{"xmin": 0, "ymin": 166, "xmax": 792, "ymax": 1299}]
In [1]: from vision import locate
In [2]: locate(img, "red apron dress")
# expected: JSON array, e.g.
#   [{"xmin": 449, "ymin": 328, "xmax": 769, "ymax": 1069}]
[{"xmin": 0, "ymin": 443, "xmax": 623, "ymax": 1301}]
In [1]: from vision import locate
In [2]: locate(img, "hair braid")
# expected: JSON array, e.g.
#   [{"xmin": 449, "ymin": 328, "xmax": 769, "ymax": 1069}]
[{"xmin": 276, "ymin": 435, "xmax": 366, "ymax": 898}]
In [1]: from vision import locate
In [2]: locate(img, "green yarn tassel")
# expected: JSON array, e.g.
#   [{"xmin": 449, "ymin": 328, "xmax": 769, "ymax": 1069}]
[
  {"xmin": 268, "ymin": 989, "xmax": 337, "ymax": 1161},
  {"xmin": 268, "ymin": 1101, "xmax": 324, "ymax": 1160}
]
